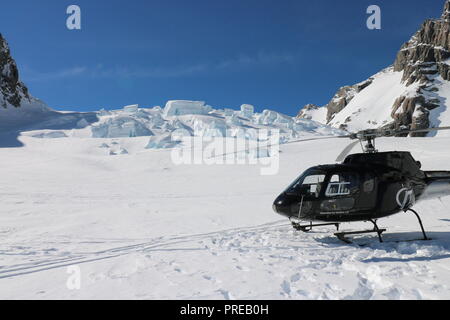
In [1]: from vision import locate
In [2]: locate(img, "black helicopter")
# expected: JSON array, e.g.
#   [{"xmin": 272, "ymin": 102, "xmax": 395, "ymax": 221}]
[{"xmin": 273, "ymin": 126, "xmax": 450, "ymax": 243}]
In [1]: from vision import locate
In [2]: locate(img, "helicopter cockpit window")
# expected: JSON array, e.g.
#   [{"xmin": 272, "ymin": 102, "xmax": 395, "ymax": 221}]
[
  {"xmin": 325, "ymin": 173, "xmax": 359, "ymax": 197},
  {"xmin": 285, "ymin": 172, "xmax": 325, "ymax": 198}
]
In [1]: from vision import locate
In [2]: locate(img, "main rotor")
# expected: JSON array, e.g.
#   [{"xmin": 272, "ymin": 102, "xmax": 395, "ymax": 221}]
[
  {"xmin": 329, "ymin": 126, "xmax": 450, "ymax": 163},
  {"xmin": 283, "ymin": 125, "xmax": 450, "ymax": 163},
  {"xmin": 348, "ymin": 129, "xmax": 385, "ymax": 153},
  {"xmin": 348, "ymin": 126, "xmax": 450, "ymax": 154}
]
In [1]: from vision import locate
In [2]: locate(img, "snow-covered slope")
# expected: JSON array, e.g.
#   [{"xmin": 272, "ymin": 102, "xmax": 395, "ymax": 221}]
[
  {"xmin": 328, "ymin": 68, "xmax": 407, "ymax": 131},
  {"xmin": 296, "ymin": 104, "xmax": 328, "ymax": 123},
  {"xmin": 1, "ymin": 134, "xmax": 450, "ymax": 299}
]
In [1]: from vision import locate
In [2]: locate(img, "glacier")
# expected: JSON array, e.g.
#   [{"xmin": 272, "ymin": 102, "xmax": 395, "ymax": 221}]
[
  {"xmin": 4, "ymin": 99, "xmax": 346, "ymax": 148},
  {"xmin": 84, "ymin": 101, "xmax": 345, "ymax": 144}
]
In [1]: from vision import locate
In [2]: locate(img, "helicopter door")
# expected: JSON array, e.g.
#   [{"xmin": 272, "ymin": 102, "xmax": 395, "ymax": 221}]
[
  {"xmin": 357, "ymin": 173, "xmax": 377, "ymax": 210},
  {"xmin": 320, "ymin": 173, "xmax": 359, "ymax": 213}
]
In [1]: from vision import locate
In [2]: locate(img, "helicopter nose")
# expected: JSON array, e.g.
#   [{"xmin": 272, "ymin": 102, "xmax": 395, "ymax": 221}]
[
  {"xmin": 273, "ymin": 195, "xmax": 290, "ymax": 216},
  {"xmin": 272, "ymin": 203, "xmax": 279, "ymax": 213}
]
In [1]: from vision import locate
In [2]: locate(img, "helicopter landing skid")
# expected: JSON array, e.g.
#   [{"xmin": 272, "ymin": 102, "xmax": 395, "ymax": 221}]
[
  {"xmin": 405, "ymin": 208, "xmax": 429, "ymax": 241},
  {"xmin": 334, "ymin": 219, "xmax": 386, "ymax": 244},
  {"xmin": 291, "ymin": 221, "xmax": 340, "ymax": 233}
]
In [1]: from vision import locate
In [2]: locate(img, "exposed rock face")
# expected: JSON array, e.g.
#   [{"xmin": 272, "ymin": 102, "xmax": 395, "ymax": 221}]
[
  {"xmin": 0, "ymin": 33, "xmax": 31, "ymax": 108},
  {"xmin": 305, "ymin": 0, "xmax": 450, "ymax": 136},
  {"xmin": 389, "ymin": 3, "xmax": 450, "ymax": 135}
]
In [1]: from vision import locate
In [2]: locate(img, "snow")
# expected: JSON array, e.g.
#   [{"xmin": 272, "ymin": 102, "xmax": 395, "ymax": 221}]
[
  {"xmin": 31, "ymin": 131, "xmax": 67, "ymax": 139},
  {"xmin": 298, "ymin": 106, "xmax": 328, "ymax": 124},
  {"xmin": 1, "ymin": 134, "xmax": 450, "ymax": 299},
  {"xmin": 429, "ymin": 77, "xmax": 450, "ymax": 137},
  {"xmin": 328, "ymin": 68, "xmax": 407, "ymax": 131},
  {"xmin": 327, "ymin": 66, "xmax": 450, "ymax": 137},
  {"xmin": 145, "ymin": 133, "xmax": 181, "ymax": 149}
]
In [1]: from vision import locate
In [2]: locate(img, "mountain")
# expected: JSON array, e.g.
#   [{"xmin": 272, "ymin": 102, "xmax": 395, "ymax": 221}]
[
  {"xmin": 0, "ymin": 33, "xmax": 54, "ymax": 131},
  {"xmin": 0, "ymin": 33, "xmax": 31, "ymax": 109},
  {"xmin": 0, "ymin": 33, "xmax": 100, "ymax": 147},
  {"xmin": 298, "ymin": 0, "xmax": 450, "ymax": 137}
]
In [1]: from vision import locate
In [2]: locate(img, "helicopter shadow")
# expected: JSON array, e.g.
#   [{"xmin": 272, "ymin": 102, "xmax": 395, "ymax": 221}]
[
  {"xmin": 0, "ymin": 111, "xmax": 98, "ymax": 148},
  {"xmin": 316, "ymin": 231, "xmax": 450, "ymax": 263}
]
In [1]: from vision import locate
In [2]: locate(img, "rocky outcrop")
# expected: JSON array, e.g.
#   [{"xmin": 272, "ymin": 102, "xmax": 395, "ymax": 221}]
[
  {"xmin": 0, "ymin": 33, "xmax": 31, "ymax": 108},
  {"xmin": 388, "ymin": 2, "xmax": 450, "ymax": 135}
]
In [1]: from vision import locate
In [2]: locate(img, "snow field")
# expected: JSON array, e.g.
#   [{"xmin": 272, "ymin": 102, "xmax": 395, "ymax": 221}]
[{"xmin": 0, "ymin": 135, "xmax": 450, "ymax": 299}]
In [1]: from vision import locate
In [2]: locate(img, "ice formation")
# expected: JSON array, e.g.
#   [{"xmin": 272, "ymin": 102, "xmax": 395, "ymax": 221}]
[
  {"xmin": 240, "ymin": 104, "xmax": 254, "ymax": 119},
  {"xmin": 164, "ymin": 100, "xmax": 211, "ymax": 117},
  {"xmin": 21, "ymin": 100, "xmax": 344, "ymax": 149},
  {"xmin": 92, "ymin": 116, "xmax": 154, "ymax": 138},
  {"xmin": 123, "ymin": 104, "xmax": 139, "ymax": 113}
]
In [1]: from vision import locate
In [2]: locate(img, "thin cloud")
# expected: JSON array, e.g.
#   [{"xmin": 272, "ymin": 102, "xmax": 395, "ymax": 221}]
[
  {"xmin": 23, "ymin": 66, "xmax": 87, "ymax": 82},
  {"xmin": 23, "ymin": 51, "xmax": 298, "ymax": 82}
]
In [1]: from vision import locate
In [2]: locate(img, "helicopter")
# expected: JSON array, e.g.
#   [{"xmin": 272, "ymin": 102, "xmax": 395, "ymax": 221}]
[{"xmin": 272, "ymin": 126, "xmax": 450, "ymax": 243}]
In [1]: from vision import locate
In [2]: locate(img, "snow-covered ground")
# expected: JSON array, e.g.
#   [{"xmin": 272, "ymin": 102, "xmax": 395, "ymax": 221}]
[{"xmin": 1, "ymin": 133, "xmax": 450, "ymax": 300}]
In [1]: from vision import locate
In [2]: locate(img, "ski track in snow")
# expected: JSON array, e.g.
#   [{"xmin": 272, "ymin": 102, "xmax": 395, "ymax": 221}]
[
  {"xmin": 1, "ymin": 136, "xmax": 450, "ymax": 299},
  {"xmin": 1, "ymin": 220, "xmax": 450, "ymax": 299}
]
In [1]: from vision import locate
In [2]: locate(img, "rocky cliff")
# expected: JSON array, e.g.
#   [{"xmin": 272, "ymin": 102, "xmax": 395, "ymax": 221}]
[{"xmin": 0, "ymin": 33, "xmax": 32, "ymax": 109}]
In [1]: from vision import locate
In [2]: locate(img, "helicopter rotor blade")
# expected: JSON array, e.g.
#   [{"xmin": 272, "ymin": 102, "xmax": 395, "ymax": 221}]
[
  {"xmin": 206, "ymin": 134, "xmax": 351, "ymax": 159},
  {"xmin": 282, "ymin": 134, "xmax": 352, "ymax": 146},
  {"xmin": 335, "ymin": 140, "xmax": 360, "ymax": 163},
  {"xmin": 388, "ymin": 126, "xmax": 450, "ymax": 137}
]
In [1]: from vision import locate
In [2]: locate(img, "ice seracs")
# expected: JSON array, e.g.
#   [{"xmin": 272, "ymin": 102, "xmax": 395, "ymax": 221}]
[
  {"xmin": 8, "ymin": 95, "xmax": 345, "ymax": 149},
  {"xmin": 92, "ymin": 115, "xmax": 154, "ymax": 138},
  {"xmin": 123, "ymin": 104, "xmax": 139, "ymax": 113},
  {"xmin": 240, "ymin": 104, "xmax": 254, "ymax": 119},
  {"xmin": 86, "ymin": 100, "xmax": 345, "ymax": 147},
  {"xmin": 164, "ymin": 100, "xmax": 211, "ymax": 117}
]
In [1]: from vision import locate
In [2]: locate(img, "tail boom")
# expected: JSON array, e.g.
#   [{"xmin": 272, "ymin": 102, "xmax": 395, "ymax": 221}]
[{"xmin": 422, "ymin": 171, "xmax": 450, "ymax": 200}]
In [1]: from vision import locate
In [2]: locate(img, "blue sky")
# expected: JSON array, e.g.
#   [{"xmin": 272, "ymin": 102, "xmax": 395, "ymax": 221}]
[{"xmin": 0, "ymin": 0, "xmax": 446, "ymax": 115}]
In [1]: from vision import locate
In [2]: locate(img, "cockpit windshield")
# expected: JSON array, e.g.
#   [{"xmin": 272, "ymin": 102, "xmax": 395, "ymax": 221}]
[{"xmin": 285, "ymin": 170, "xmax": 326, "ymax": 198}]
